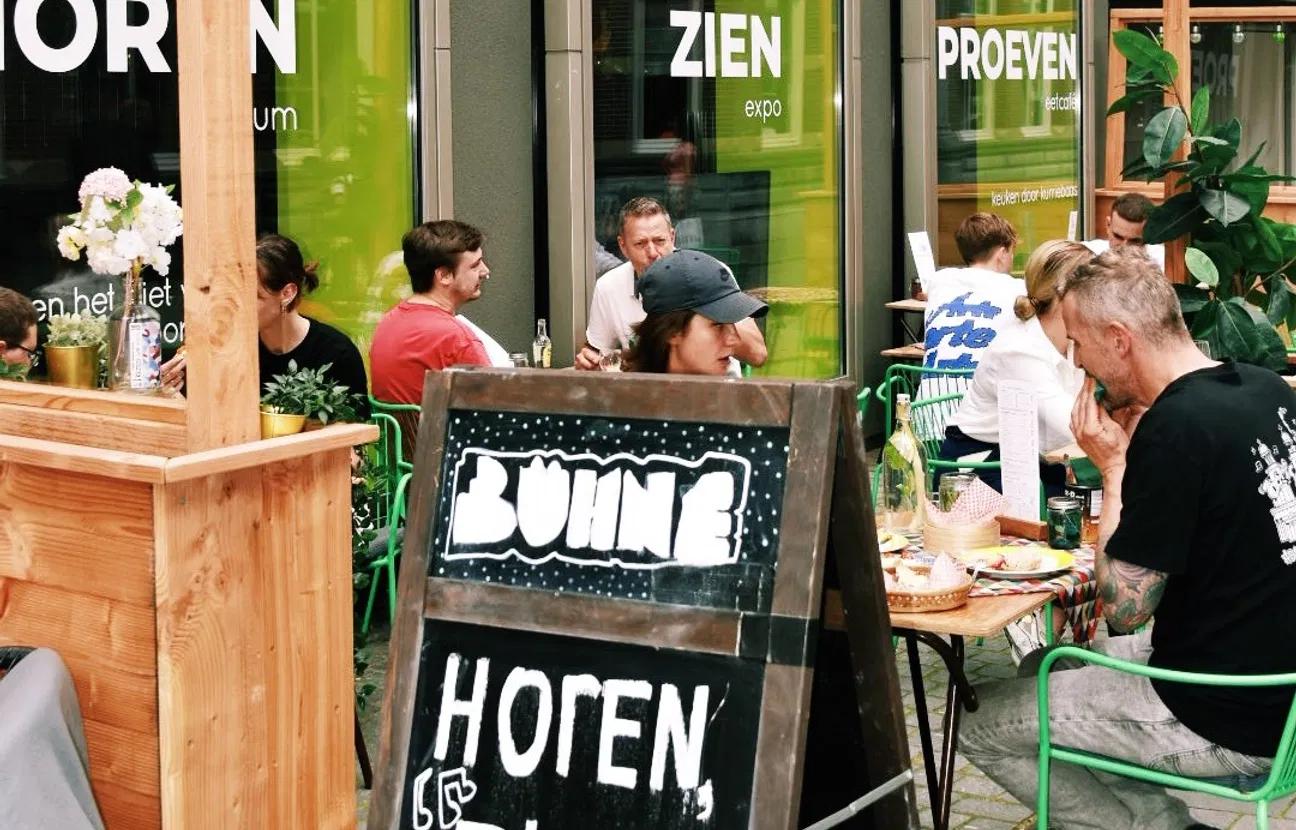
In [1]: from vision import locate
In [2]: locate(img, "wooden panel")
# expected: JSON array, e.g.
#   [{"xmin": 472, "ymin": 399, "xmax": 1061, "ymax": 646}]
[
  {"xmin": 92, "ymin": 779, "xmax": 163, "ymax": 830},
  {"xmin": 1162, "ymin": 3, "xmax": 1191, "ymax": 284},
  {"xmin": 84, "ymin": 718, "xmax": 163, "ymax": 803},
  {"xmin": 175, "ymin": 0, "xmax": 259, "ymax": 451},
  {"xmin": 0, "ymin": 433, "xmax": 166, "ymax": 483},
  {"xmin": 0, "ymin": 402, "xmax": 187, "ymax": 456},
  {"xmin": 749, "ymin": 666, "xmax": 814, "ymax": 829},
  {"xmin": 163, "ymin": 423, "xmax": 378, "ymax": 483},
  {"xmin": 445, "ymin": 367, "xmax": 794, "ymax": 426},
  {"xmin": 0, "ymin": 380, "xmax": 186, "ymax": 424},
  {"xmin": 425, "ymin": 579, "xmax": 744, "ymax": 656},
  {"xmin": 155, "ymin": 448, "xmax": 354, "ymax": 829},
  {"xmin": 0, "ymin": 465, "xmax": 156, "ymax": 605}
]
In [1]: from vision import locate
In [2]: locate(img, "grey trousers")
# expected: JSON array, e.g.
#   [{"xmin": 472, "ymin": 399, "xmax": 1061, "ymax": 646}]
[
  {"xmin": 960, "ymin": 630, "xmax": 1271, "ymax": 830},
  {"xmin": 0, "ymin": 649, "xmax": 105, "ymax": 830}
]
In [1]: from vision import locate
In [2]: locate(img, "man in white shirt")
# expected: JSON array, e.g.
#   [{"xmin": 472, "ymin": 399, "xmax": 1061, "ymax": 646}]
[
  {"xmin": 574, "ymin": 196, "xmax": 767, "ymax": 371},
  {"xmin": 920, "ymin": 213, "xmax": 1026, "ymax": 396},
  {"xmin": 1081, "ymin": 192, "xmax": 1165, "ymax": 269}
]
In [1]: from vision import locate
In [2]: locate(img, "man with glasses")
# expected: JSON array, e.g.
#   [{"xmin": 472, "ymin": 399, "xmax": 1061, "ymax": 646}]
[{"xmin": 0, "ymin": 288, "xmax": 39, "ymax": 372}]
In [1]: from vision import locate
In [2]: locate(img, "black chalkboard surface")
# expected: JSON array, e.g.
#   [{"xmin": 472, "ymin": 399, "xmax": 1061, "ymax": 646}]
[
  {"xmin": 403, "ymin": 619, "xmax": 763, "ymax": 829},
  {"xmin": 369, "ymin": 369, "xmax": 914, "ymax": 830}
]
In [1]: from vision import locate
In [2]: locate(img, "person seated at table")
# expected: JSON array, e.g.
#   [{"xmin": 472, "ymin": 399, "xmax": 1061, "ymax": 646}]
[
  {"xmin": 575, "ymin": 196, "xmax": 766, "ymax": 374},
  {"xmin": 1082, "ymin": 192, "xmax": 1166, "ymax": 270},
  {"xmin": 370, "ymin": 219, "xmax": 492, "ymax": 404},
  {"xmin": 919, "ymin": 212, "xmax": 1026, "ymax": 398},
  {"xmin": 940, "ymin": 240, "xmax": 1093, "ymax": 494},
  {"xmin": 160, "ymin": 234, "xmax": 370, "ymax": 418},
  {"xmin": 0, "ymin": 287, "xmax": 39, "ymax": 374},
  {"xmin": 960, "ymin": 247, "xmax": 1296, "ymax": 830},
  {"xmin": 625, "ymin": 250, "xmax": 768, "ymax": 375}
]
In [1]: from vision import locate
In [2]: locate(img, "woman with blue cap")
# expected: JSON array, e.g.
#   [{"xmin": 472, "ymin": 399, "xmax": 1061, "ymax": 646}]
[{"xmin": 625, "ymin": 250, "xmax": 768, "ymax": 375}]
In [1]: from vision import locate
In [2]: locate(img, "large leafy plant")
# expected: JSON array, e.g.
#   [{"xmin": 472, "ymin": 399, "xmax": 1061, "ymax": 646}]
[
  {"xmin": 259, "ymin": 360, "xmax": 360, "ymax": 424},
  {"xmin": 1112, "ymin": 28, "xmax": 1293, "ymax": 370}
]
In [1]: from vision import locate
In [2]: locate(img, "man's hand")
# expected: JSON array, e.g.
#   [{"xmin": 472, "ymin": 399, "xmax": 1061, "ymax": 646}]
[
  {"xmin": 574, "ymin": 345, "xmax": 601, "ymax": 371},
  {"xmin": 1071, "ymin": 376, "xmax": 1129, "ymax": 479}
]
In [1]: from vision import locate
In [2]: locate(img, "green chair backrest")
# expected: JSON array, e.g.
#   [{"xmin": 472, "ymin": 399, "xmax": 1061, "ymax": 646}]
[
  {"xmin": 875, "ymin": 364, "xmax": 975, "ymax": 440},
  {"xmin": 370, "ymin": 396, "xmax": 421, "ymax": 466},
  {"xmin": 856, "ymin": 384, "xmax": 873, "ymax": 427},
  {"xmin": 909, "ymin": 391, "xmax": 1005, "ymax": 495},
  {"xmin": 1037, "ymin": 645, "xmax": 1296, "ymax": 819}
]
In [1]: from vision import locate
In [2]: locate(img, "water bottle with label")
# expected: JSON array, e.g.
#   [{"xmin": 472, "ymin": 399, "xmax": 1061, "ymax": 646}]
[{"xmin": 531, "ymin": 318, "xmax": 552, "ymax": 368}]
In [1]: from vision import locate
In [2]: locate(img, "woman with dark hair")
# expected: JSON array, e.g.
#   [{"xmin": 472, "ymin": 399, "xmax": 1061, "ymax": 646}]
[
  {"xmin": 161, "ymin": 234, "xmax": 369, "ymax": 416},
  {"xmin": 254, "ymin": 234, "xmax": 369, "ymax": 417},
  {"xmin": 625, "ymin": 250, "xmax": 767, "ymax": 375}
]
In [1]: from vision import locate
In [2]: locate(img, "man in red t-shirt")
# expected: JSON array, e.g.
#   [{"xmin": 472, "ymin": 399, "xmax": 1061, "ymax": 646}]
[{"xmin": 370, "ymin": 220, "xmax": 492, "ymax": 404}]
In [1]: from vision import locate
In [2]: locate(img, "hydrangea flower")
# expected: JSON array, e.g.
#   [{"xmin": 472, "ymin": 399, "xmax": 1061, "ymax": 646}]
[{"xmin": 58, "ymin": 168, "xmax": 183, "ymax": 277}]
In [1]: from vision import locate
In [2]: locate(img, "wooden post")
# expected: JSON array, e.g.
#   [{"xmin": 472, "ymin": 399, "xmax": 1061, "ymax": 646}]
[
  {"xmin": 175, "ymin": 0, "xmax": 260, "ymax": 449},
  {"xmin": 1162, "ymin": 1, "xmax": 1191, "ymax": 284}
]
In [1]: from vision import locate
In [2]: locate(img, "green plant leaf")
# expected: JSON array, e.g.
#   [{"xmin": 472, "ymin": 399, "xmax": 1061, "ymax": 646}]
[
  {"xmin": 1242, "ymin": 141, "xmax": 1269, "ymax": 169},
  {"xmin": 1113, "ymin": 28, "xmax": 1176, "ymax": 84},
  {"xmin": 1255, "ymin": 216, "xmax": 1283, "ymax": 263},
  {"xmin": 1174, "ymin": 283, "xmax": 1211, "ymax": 315},
  {"xmin": 1200, "ymin": 188, "xmax": 1251, "ymax": 226},
  {"xmin": 1267, "ymin": 277, "xmax": 1293, "ymax": 326},
  {"xmin": 1196, "ymin": 119, "xmax": 1242, "ymax": 170},
  {"xmin": 1107, "ymin": 87, "xmax": 1161, "ymax": 116},
  {"xmin": 1143, "ymin": 107, "xmax": 1188, "ymax": 170},
  {"xmin": 1191, "ymin": 299, "xmax": 1221, "ymax": 349},
  {"xmin": 1184, "ymin": 247, "xmax": 1219, "ymax": 288},
  {"xmin": 1120, "ymin": 154, "xmax": 1156, "ymax": 182},
  {"xmin": 1192, "ymin": 238, "xmax": 1243, "ymax": 283},
  {"xmin": 1189, "ymin": 85, "xmax": 1210, "ymax": 135},
  {"xmin": 1227, "ymin": 297, "xmax": 1288, "ymax": 370},
  {"xmin": 1144, "ymin": 191, "xmax": 1206, "ymax": 244},
  {"xmin": 1190, "ymin": 136, "xmax": 1229, "ymax": 147},
  {"xmin": 1227, "ymin": 165, "xmax": 1273, "ymax": 216}
]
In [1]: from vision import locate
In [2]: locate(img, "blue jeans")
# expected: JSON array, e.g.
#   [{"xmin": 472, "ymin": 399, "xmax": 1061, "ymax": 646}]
[{"xmin": 960, "ymin": 631, "xmax": 1271, "ymax": 829}]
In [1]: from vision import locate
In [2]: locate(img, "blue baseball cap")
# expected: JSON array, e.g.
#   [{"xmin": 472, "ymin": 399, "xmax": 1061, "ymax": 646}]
[{"xmin": 638, "ymin": 250, "xmax": 768, "ymax": 323}]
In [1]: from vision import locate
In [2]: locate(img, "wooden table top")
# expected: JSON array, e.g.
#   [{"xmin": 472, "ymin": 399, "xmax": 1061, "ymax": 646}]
[
  {"xmin": 886, "ymin": 299, "xmax": 928, "ymax": 313},
  {"xmin": 823, "ymin": 588, "xmax": 1051, "ymax": 638},
  {"xmin": 881, "ymin": 343, "xmax": 925, "ymax": 360}
]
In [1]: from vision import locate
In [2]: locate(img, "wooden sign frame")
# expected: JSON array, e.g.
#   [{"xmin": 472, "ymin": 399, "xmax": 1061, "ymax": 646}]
[{"xmin": 370, "ymin": 369, "xmax": 913, "ymax": 829}]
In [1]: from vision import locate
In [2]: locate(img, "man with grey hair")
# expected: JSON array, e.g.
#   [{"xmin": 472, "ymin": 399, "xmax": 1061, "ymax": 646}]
[{"xmin": 960, "ymin": 248, "xmax": 1296, "ymax": 830}]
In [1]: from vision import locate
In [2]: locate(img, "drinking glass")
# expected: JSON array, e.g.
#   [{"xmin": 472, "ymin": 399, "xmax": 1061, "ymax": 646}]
[
  {"xmin": 1194, "ymin": 339, "xmax": 1213, "ymax": 359},
  {"xmin": 509, "ymin": 352, "xmax": 529, "ymax": 368},
  {"xmin": 599, "ymin": 350, "xmax": 622, "ymax": 373}
]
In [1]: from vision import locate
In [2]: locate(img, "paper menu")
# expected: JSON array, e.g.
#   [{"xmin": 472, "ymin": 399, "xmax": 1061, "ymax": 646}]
[
  {"xmin": 997, "ymin": 380, "xmax": 1042, "ymax": 521},
  {"xmin": 907, "ymin": 231, "xmax": 937, "ymax": 285},
  {"xmin": 1066, "ymin": 210, "xmax": 1079, "ymax": 242}
]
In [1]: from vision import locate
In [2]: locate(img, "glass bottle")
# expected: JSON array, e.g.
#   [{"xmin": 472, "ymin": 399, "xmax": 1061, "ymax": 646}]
[
  {"xmin": 107, "ymin": 263, "xmax": 162, "ymax": 393},
  {"xmin": 879, "ymin": 394, "xmax": 928, "ymax": 533},
  {"xmin": 532, "ymin": 318, "xmax": 552, "ymax": 368}
]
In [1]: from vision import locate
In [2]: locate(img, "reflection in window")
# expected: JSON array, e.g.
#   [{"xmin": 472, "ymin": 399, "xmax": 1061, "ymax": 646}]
[{"xmin": 591, "ymin": 0, "xmax": 842, "ymax": 378}]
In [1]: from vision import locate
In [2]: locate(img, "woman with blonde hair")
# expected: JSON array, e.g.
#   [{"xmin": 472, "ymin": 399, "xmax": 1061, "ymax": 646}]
[{"xmin": 939, "ymin": 240, "xmax": 1095, "ymax": 492}]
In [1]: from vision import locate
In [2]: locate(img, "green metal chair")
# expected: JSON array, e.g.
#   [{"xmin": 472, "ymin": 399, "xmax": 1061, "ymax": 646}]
[
  {"xmin": 1036, "ymin": 646, "xmax": 1296, "ymax": 829},
  {"xmin": 856, "ymin": 384, "xmax": 872, "ymax": 426},
  {"xmin": 909, "ymin": 392, "xmax": 1002, "ymax": 492},
  {"xmin": 361, "ymin": 470, "xmax": 413, "ymax": 637},
  {"xmin": 875, "ymin": 364, "xmax": 975, "ymax": 442}
]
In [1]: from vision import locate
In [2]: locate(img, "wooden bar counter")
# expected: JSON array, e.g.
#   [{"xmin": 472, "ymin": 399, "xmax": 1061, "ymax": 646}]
[{"xmin": 0, "ymin": 385, "xmax": 376, "ymax": 828}]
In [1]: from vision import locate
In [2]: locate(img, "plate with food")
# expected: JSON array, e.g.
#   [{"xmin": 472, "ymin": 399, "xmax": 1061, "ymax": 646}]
[
  {"xmin": 954, "ymin": 546, "xmax": 1074, "ymax": 579},
  {"xmin": 877, "ymin": 529, "xmax": 909, "ymax": 554}
]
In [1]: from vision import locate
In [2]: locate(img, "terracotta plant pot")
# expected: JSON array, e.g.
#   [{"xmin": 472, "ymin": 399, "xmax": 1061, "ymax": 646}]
[
  {"xmin": 260, "ymin": 408, "xmax": 307, "ymax": 439},
  {"xmin": 45, "ymin": 344, "xmax": 99, "ymax": 389}
]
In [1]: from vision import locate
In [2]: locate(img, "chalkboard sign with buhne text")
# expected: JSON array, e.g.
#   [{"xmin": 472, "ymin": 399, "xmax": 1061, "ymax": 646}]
[{"xmin": 369, "ymin": 369, "xmax": 914, "ymax": 830}]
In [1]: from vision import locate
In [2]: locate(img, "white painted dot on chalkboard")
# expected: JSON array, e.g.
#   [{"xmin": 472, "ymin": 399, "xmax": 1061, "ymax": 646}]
[
  {"xmin": 625, "ymin": 424, "xmax": 631, "ymax": 431},
  {"xmin": 764, "ymin": 492, "xmax": 770, "ymax": 499},
  {"xmin": 764, "ymin": 460, "xmax": 770, "ymax": 466},
  {"xmin": 784, "ymin": 445, "xmax": 790, "ymax": 452},
  {"xmin": 698, "ymin": 425, "xmax": 704, "ymax": 432},
  {"xmin": 774, "ymin": 528, "xmax": 780, "ymax": 535},
  {"xmin": 776, "ymin": 472, "xmax": 783, "ymax": 479},
  {"xmin": 686, "ymin": 443, "xmax": 692, "ymax": 449},
  {"xmin": 766, "ymin": 441, "xmax": 773, "ymax": 449},
  {"xmin": 756, "ymin": 429, "xmax": 763, "ymax": 436}
]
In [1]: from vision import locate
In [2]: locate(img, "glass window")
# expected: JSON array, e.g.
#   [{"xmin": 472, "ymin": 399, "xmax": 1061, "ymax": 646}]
[
  {"xmin": 2, "ymin": 2, "xmax": 416, "ymax": 363},
  {"xmin": 591, "ymin": 0, "xmax": 842, "ymax": 378},
  {"xmin": 1120, "ymin": 21, "xmax": 1296, "ymax": 179},
  {"xmin": 934, "ymin": 0, "xmax": 1081, "ymax": 269}
]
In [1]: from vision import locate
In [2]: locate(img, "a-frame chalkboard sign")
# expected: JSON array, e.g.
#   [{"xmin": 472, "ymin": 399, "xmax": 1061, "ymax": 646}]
[{"xmin": 370, "ymin": 369, "xmax": 915, "ymax": 830}]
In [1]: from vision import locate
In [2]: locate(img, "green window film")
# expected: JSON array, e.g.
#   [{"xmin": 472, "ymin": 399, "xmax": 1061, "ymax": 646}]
[{"xmin": 591, "ymin": 0, "xmax": 843, "ymax": 378}]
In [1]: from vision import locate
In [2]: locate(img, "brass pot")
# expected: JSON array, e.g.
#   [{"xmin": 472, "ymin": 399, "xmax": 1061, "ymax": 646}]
[
  {"xmin": 45, "ymin": 344, "xmax": 99, "ymax": 389},
  {"xmin": 260, "ymin": 408, "xmax": 307, "ymax": 439}
]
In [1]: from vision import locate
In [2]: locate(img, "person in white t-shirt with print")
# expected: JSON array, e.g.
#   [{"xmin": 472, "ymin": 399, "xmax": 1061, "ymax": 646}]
[
  {"xmin": 1081, "ymin": 191, "xmax": 1165, "ymax": 270},
  {"xmin": 574, "ymin": 196, "xmax": 767, "ymax": 372},
  {"xmin": 919, "ymin": 212, "xmax": 1026, "ymax": 399},
  {"xmin": 942, "ymin": 240, "xmax": 1094, "ymax": 493}
]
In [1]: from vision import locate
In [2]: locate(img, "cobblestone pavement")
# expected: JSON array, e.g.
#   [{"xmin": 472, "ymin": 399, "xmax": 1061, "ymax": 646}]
[
  {"xmin": 899, "ymin": 630, "xmax": 1296, "ymax": 830},
  {"xmin": 355, "ymin": 627, "xmax": 1296, "ymax": 829}
]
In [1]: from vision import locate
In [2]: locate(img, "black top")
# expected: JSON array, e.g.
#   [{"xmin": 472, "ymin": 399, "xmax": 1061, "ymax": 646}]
[
  {"xmin": 1109, "ymin": 361, "xmax": 1296, "ymax": 757},
  {"xmin": 259, "ymin": 317, "xmax": 370, "ymax": 420}
]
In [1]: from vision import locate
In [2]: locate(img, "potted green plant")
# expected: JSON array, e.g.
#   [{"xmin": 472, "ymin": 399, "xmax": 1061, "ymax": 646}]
[
  {"xmin": 44, "ymin": 312, "xmax": 107, "ymax": 389},
  {"xmin": 1109, "ymin": 28, "xmax": 1296, "ymax": 370},
  {"xmin": 259, "ymin": 360, "xmax": 360, "ymax": 438}
]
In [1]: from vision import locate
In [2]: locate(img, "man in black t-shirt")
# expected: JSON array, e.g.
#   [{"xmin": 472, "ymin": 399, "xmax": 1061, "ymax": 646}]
[{"xmin": 961, "ymin": 248, "xmax": 1296, "ymax": 830}]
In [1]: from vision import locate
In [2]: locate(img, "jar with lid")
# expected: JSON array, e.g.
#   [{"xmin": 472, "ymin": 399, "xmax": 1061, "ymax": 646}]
[{"xmin": 1046, "ymin": 496, "xmax": 1082, "ymax": 550}]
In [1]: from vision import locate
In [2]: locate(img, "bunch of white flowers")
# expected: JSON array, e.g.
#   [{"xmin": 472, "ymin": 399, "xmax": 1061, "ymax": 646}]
[{"xmin": 57, "ymin": 167, "xmax": 184, "ymax": 277}]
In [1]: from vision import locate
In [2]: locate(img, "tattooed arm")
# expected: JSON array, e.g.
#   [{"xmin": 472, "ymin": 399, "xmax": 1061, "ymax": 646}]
[{"xmin": 1072, "ymin": 378, "xmax": 1166, "ymax": 632}]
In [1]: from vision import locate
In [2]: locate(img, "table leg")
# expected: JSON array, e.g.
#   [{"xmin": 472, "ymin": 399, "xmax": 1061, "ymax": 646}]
[
  {"xmin": 936, "ymin": 635, "xmax": 965, "ymax": 830},
  {"xmin": 905, "ymin": 632, "xmax": 940, "ymax": 824}
]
